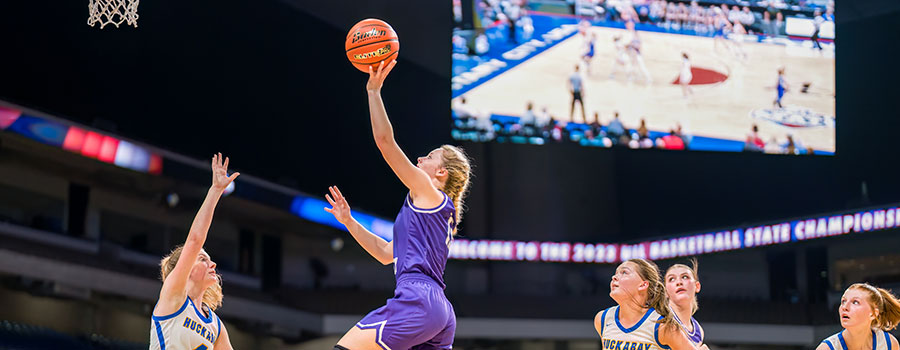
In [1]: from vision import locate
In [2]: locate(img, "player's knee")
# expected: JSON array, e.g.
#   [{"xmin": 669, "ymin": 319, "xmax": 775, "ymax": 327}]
[{"xmin": 334, "ymin": 345, "xmax": 350, "ymax": 350}]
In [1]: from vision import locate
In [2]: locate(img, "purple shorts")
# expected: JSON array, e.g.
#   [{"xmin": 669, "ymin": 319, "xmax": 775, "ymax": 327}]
[{"xmin": 356, "ymin": 274, "xmax": 456, "ymax": 350}]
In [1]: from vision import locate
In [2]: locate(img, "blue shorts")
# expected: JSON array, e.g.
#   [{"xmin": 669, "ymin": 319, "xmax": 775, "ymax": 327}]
[{"xmin": 357, "ymin": 274, "xmax": 456, "ymax": 350}]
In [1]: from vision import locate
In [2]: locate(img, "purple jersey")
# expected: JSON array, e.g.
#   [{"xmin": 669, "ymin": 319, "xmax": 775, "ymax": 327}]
[
  {"xmin": 355, "ymin": 191, "xmax": 457, "ymax": 350},
  {"xmin": 673, "ymin": 313, "xmax": 704, "ymax": 345},
  {"xmin": 392, "ymin": 191, "xmax": 456, "ymax": 289}
]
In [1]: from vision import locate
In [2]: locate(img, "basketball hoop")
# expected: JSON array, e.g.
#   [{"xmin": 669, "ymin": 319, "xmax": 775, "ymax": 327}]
[{"xmin": 88, "ymin": 0, "xmax": 139, "ymax": 29}]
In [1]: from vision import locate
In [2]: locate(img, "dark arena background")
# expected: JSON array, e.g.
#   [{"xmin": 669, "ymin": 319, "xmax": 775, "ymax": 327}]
[{"xmin": 1, "ymin": 0, "xmax": 900, "ymax": 349}]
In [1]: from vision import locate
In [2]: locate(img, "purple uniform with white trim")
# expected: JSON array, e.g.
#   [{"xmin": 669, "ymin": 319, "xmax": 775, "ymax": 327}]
[
  {"xmin": 357, "ymin": 192, "xmax": 457, "ymax": 350},
  {"xmin": 673, "ymin": 313, "xmax": 703, "ymax": 346}
]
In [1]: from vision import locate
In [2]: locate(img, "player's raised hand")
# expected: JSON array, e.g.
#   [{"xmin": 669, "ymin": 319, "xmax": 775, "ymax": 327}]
[
  {"xmin": 367, "ymin": 60, "xmax": 398, "ymax": 92},
  {"xmin": 211, "ymin": 153, "xmax": 239, "ymax": 191},
  {"xmin": 324, "ymin": 186, "xmax": 353, "ymax": 226}
]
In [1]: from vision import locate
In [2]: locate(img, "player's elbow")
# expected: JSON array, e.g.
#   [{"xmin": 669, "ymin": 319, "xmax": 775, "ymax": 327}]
[
  {"xmin": 373, "ymin": 134, "xmax": 394, "ymax": 148},
  {"xmin": 378, "ymin": 248, "xmax": 393, "ymax": 265},
  {"xmin": 184, "ymin": 233, "xmax": 205, "ymax": 247}
]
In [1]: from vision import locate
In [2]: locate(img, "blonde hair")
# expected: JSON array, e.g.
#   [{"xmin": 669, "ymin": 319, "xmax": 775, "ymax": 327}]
[
  {"xmin": 160, "ymin": 245, "xmax": 223, "ymax": 311},
  {"xmin": 627, "ymin": 259, "xmax": 678, "ymax": 330},
  {"xmin": 439, "ymin": 145, "xmax": 472, "ymax": 234},
  {"xmin": 848, "ymin": 283, "xmax": 900, "ymax": 331},
  {"xmin": 665, "ymin": 258, "xmax": 700, "ymax": 315}
]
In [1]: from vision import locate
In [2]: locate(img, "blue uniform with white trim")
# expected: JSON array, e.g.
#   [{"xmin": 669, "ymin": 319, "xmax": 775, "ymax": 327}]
[
  {"xmin": 585, "ymin": 38, "xmax": 596, "ymax": 59},
  {"xmin": 776, "ymin": 75, "xmax": 786, "ymax": 101},
  {"xmin": 821, "ymin": 329, "xmax": 893, "ymax": 350},
  {"xmin": 150, "ymin": 297, "xmax": 221, "ymax": 350},
  {"xmin": 598, "ymin": 306, "xmax": 668, "ymax": 350}
]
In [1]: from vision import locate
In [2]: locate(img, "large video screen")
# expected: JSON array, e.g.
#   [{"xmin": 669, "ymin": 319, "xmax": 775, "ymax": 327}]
[{"xmin": 452, "ymin": 0, "xmax": 835, "ymax": 155}]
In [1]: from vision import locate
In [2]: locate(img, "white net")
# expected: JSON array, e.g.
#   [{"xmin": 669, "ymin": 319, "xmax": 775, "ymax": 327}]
[{"xmin": 87, "ymin": 0, "xmax": 140, "ymax": 29}]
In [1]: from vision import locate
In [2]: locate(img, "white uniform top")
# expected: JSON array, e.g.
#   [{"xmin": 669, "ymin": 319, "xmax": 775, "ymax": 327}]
[
  {"xmin": 150, "ymin": 297, "xmax": 221, "ymax": 350},
  {"xmin": 821, "ymin": 329, "xmax": 894, "ymax": 350},
  {"xmin": 598, "ymin": 306, "xmax": 668, "ymax": 350},
  {"xmin": 615, "ymin": 41, "xmax": 628, "ymax": 63},
  {"xmin": 680, "ymin": 58, "xmax": 692, "ymax": 84},
  {"xmin": 626, "ymin": 32, "xmax": 642, "ymax": 54}
]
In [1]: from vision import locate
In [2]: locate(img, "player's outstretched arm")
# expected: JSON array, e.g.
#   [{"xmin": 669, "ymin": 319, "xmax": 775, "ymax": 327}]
[
  {"xmin": 157, "ymin": 153, "xmax": 239, "ymax": 314},
  {"xmin": 365, "ymin": 61, "xmax": 443, "ymax": 206},
  {"xmin": 324, "ymin": 186, "xmax": 393, "ymax": 265}
]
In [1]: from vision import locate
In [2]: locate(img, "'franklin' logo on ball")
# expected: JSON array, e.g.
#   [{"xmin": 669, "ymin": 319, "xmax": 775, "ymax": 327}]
[{"xmin": 750, "ymin": 106, "xmax": 834, "ymax": 128}]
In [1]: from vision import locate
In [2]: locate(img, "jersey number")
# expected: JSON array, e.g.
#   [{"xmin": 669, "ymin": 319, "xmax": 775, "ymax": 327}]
[{"xmin": 445, "ymin": 217, "xmax": 454, "ymax": 248}]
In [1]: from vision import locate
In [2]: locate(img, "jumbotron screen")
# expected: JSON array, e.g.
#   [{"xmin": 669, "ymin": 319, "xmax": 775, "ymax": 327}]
[{"xmin": 451, "ymin": 0, "xmax": 835, "ymax": 155}]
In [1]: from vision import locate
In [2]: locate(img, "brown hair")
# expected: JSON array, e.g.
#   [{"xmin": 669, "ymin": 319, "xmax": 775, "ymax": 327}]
[
  {"xmin": 160, "ymin": 245, "xmax": 223, "ymax": 311},
  {"xmin": 628, "ymin": 259, "xmax": 678, "ymax": 329},
  {"xmin": 440, "ymin": 145, "xmax": 472, "ymax": 234},
  {"xmin": 665, "ymin": 258, "xmax": 700, "ymax": 315},
  {"xmin": 848, "ymin": 283, "xmax": 900, "ymax": 331}
]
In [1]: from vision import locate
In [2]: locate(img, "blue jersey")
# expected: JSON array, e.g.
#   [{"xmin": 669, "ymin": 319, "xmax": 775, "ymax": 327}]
[
  {"xmin": 585, "ymin": 40, "xmax": 596, "ymax": 58},
  {"xmin": 597, "ymin": 306, "xmax": 667, "ymax": 350},
  {"xmin": 392, "ymin": 191, "xmax": 456, "ymax": 289},
  {"xmin": 150, "ymin": 297, "xmax": 221, "ymax": 350},
  {"xmin": 821, "ymin": 329, "xmax": 893, "ymax": 350},
  {"xmin": 777, "ymin": 75, "xmax": 786, "ymax": 99}
]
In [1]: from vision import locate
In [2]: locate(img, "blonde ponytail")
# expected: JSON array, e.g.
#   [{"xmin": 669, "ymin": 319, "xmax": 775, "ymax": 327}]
[{"xmin": 440, "ymin": 145, "xmax": 472, "ymax": 233}]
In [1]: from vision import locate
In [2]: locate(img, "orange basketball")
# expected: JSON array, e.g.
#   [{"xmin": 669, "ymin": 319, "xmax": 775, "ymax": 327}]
[{"xmin": 345, "ymin": 18, "xmax": 399, "ymax": 73}]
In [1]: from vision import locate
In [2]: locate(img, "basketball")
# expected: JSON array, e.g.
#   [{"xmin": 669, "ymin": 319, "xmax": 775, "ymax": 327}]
[{"xmin": 345, "ymin": 18, "xmax": 399, "ymax": 73}]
